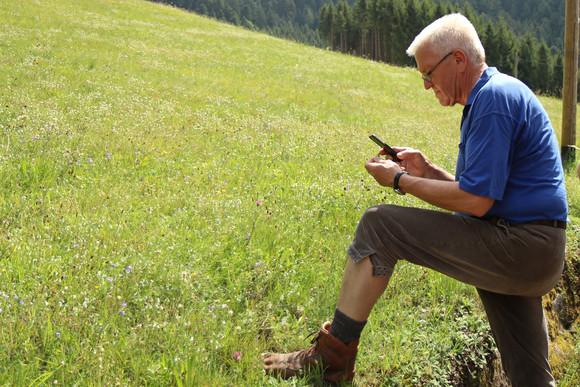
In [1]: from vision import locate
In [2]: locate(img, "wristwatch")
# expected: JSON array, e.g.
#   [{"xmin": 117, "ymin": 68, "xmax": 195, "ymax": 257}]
[{"xmin": 393, "ymin": 171, "xmax": 408, "ymax": 195}]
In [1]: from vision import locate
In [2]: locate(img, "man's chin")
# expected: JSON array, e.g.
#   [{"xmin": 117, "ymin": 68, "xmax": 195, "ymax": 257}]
[{"xmin": 436, "ymin": 95, "xmax": 454, "ymax": 107}]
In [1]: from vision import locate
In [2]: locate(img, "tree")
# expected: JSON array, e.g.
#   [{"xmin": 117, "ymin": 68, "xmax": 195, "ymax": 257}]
[
  {"xmin": 403, "ymin": 0, "xmax": 422, "ymax": 62},
  {"xmin": 483, "ymin": 17, "xmax": 517, "ymax": 76},
  {"xmin": 367, "ymin": 0, "xmax": 383, "ymax": 61},
  {"xmin": 517, "ymin": 33, "xmax": 538, "ymax": 91},
  {"xmin": 536, "ymin": 41, "xmax": 551, "ymax": 94},
  {"xmin": 482, "ymin": 21, "xmax": 500, "ymax": 66},
  {"xmin": 319, "ymin": 3, "xmax": 337, "ymax": 49},
  {"xmin": 353, "ymin": 0, "xmax": 370, "ymax": 57},
  {"xmin": 550, "ymin": 53, "xmax": 563, "ymax": 97},
  {"xmin": 385, "ymin": 0, "xmax": 406, "ymax": 64},
  {"xmin": 337, "ymin": 0, "xmax": 353, "ymax": 53},
  {"xmin": 434, "ymin": 0, "xmax": 451, "ymax": 19},
  {"xmin": 276, "ymin": 0, "xmax": 297, "ymax": 21}
]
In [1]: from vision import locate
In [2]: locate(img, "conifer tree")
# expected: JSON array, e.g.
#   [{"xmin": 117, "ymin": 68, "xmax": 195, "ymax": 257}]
[
  {"xmin": 353, "ymin": 0, "xmax": 370, "ymax": 57},
  {"xmin": 518, "ymin": 33, "xmax": 539, "ymax": 91},
  {"xmin": 536, "ymin": 41, "xmax": 552, "ymax": 94}
]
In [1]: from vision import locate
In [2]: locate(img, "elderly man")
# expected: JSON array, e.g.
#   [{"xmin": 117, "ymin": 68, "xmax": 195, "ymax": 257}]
[{"xmin": 264, "ymin": 14, "xmax": 567, "ymax": 386}]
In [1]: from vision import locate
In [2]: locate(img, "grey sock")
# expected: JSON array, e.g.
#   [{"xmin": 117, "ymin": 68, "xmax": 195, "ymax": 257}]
[{"xmin": 329, "ymin": 308, "xmax": 367, "ymax": 345}]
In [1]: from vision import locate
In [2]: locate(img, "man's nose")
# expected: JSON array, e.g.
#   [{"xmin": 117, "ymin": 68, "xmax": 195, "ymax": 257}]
[{"xmin": 423, "ymin": 79, "xmax": 433, "ymax": 90}]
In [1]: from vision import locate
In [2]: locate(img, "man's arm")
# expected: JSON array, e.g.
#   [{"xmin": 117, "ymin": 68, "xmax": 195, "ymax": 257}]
[
  {"xmin": 365, "ymin": 155, "xmax": 494, "ymax": 217},
  {"xmin": 396, "ymin": 173, "xmax": 494, "ymax": 217}
]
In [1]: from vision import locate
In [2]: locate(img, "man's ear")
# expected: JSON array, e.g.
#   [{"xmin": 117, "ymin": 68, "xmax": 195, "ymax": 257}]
[{"xmin": 453, "ymin": 50, "xmax": 468, "ymax": 72}]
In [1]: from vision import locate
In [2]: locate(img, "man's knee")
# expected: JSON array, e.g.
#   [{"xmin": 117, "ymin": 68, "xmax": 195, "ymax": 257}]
[{"xmin": 359, "ymin": 205, "xmax": 397, "ymax": 226}]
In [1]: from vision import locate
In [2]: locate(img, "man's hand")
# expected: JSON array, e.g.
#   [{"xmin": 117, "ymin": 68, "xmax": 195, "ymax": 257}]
[
  {"xmin": 364, "ymin": 155, "xmax": 401, "ymax": 188},
  {"xmin": 392, "ymin": 147, "xmax": 430, "ymax": 177},
  {"xmin": 391, "ymin": 147, "xmax": 455, "ymax": 181},
  {"xmin": 366, "ymin": 147, "xmax": 439, "ymax": 187}
]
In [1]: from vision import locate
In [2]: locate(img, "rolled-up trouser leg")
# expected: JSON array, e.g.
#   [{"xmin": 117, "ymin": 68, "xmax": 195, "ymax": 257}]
[{"xmin": 477, "ymin": 289, "xmax": 555, "ymax": 387}]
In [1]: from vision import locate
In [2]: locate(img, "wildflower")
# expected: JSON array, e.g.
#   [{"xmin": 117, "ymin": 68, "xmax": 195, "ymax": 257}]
[
  {"xmin": 256, "ymin": 200, "xmax": 262, "ymax": 206},
  {"xmin": 122, "ymin": 302, "xmax": 127, "ymax": 307},
  {"xmin": 88, "ymin": 158, "xmax": 93, "ymax": 163},
  {"xmin": 56, "ymin": 332, "xmax": 61, "ymax": 338},
  {"xmin": 125, "ymin": 266, "xmax": 132, "ymax": 273},
  {"xmin": 233, "ymin": 351, "xmax": 241, "ymax": 361},
  {"xmin": 120, "ymin": 311, "xmax": 125, "ymax": 316},
  {"xmin": 246, "ymin": 233, "xmax": 251, "ymax": 240}
]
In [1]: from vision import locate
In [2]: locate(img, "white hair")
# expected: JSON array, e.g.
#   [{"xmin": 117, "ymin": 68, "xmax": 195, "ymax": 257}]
[{"xmin": 406, "ymin": 13, "xmax": 486, "ymax": 65}]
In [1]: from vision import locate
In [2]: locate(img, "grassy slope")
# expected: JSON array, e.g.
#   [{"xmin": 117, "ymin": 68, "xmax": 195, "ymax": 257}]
[{"xmin": 0, "ymin": 0, "xmax": 579, "ymax": 385}]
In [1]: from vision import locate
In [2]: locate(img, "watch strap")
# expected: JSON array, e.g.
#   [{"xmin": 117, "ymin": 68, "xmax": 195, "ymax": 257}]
[{"xmin": 393, "ymin": 171, "xmax": 408, "ymax": 195}]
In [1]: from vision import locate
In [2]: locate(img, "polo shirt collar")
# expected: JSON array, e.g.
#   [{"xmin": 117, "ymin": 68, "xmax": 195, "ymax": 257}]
[{"xmin": 465, "ymin": 67, "xmax": 499, "ymax": 107}]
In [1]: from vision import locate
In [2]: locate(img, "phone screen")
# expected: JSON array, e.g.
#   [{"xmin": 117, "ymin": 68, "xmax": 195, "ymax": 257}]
[{"xmin": 369, "ymin": 134, "xmax": 401, "ymax": 161}]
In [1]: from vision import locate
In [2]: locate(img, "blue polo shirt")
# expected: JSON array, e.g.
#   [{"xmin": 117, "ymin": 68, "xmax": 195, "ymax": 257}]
[{"xmin": 456, "ymin": 67, "xmax": 568, "ymax": 224}]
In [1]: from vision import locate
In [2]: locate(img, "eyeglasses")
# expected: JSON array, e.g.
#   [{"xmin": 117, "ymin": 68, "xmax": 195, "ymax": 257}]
[{"xmin": 421, "ymin": 51, "xmax": 454, "ymax": 82}]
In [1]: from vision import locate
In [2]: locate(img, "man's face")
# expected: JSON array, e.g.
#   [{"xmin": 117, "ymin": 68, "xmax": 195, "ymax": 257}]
[{"xmin": 415, "ymin": 48, "xmax": 457, "ymax": 107}]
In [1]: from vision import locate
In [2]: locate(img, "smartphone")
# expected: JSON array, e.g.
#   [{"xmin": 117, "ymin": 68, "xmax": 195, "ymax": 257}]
[{"xmin": 369, "ymin": 134, "xmax": 401, "ymax": 161}]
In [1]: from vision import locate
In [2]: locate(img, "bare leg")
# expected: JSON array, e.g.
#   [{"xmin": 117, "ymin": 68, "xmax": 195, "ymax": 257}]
[
  {"xmin": 263, "ymin": 256, "xmax": 389, "ymax": 383},
  {"xmin": 336, "ymin": 257, "xmax": 390, "ymax": 321}
]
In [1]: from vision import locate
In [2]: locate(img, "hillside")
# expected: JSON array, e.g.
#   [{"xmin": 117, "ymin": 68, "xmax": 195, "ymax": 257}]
[
  {"xmin": 156, "ymin": 0, "xmax": 567, "ymax": 97},
  {"xmin": 0, "ymin": 0, "xmax": 579, "ymax": 385},
  {"xmin": 153, "ymin": 0, "xmax": 566, "ymax": 51}
]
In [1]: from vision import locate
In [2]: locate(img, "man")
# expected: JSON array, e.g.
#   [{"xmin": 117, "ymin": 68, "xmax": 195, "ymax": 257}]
[{"xmin": 263, "ymin": 14, "xmax": 568, "ymax": 386}]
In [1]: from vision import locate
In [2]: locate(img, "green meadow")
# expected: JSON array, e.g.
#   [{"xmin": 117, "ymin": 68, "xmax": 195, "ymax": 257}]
[{"xmin": 1, "ymin": 0, "xmax": 579, "ymax": 385}]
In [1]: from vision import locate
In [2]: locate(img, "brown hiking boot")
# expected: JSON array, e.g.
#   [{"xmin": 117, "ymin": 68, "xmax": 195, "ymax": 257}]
[{"xmin": 263, "ymin": 321, "xmax": 358, "ymax": 383}]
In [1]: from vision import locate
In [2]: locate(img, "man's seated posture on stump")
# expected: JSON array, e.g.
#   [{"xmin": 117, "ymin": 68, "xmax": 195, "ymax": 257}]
[{"xmin": 263, "ymin": 13, "xmax": 568, "ymax": 386}]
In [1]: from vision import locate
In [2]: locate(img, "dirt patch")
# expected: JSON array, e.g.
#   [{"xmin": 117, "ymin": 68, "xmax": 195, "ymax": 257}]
[{"xmin": 544, "ymin": 242, "xmax": 580, "ymax": 380}]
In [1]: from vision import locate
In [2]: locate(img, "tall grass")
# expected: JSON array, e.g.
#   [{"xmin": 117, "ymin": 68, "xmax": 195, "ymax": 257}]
[{"xmin": 0, "ymin": 0, "xmax": 578, "ymax": 385}]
